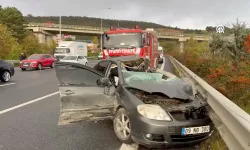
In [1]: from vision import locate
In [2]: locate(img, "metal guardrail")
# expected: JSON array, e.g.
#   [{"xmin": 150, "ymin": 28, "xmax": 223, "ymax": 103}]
[
  {"xmin": 25, "ymin": 22, "xmax": 209, "ymax": 38},
  {"xmin": 168, "ymin": 55, "xmax": 250, "ymax": 150}
]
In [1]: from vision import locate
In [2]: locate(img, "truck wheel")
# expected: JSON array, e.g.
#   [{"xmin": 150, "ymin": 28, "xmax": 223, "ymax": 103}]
[{"xmin": 113, "ymin": 108, "xmax": 133, "ymax": 144}]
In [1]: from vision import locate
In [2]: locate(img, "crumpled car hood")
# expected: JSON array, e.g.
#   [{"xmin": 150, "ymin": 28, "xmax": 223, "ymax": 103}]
[{"xmin": 126, "ymin": 79, "xmax": 193, "ymax": 100}]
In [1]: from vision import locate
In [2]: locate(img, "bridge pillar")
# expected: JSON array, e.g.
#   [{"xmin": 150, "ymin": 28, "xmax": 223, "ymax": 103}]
[
  {"xmin": 179, "ymin": 37, "xmax": 186, "ymax": 53},
  {"xmin": 46, "ymin": 35, "xmax": 53, "ymax": 45},
  {"xmin": 33, "ymin": 33, "xmax": 46, "ymax": 43}
]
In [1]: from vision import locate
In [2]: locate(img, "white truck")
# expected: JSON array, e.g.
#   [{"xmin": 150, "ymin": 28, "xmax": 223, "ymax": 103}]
[{"xmin": 54, "ymin": 41, "xmax": 88, "ymax": 60}]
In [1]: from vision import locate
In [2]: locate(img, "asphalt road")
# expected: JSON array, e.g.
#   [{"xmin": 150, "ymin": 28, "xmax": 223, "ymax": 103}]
[{"xmin": 0, "ymin": 58, "xmax": 198, "ymax": 150}]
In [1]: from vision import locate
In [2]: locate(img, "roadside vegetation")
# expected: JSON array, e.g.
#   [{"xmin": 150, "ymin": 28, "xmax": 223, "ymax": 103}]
[
  {"xmin": 165, "ymin": 20, "xmax": 250, "ymax": 150},
  {"xmin": 0, "ymin": 5, "xmax": 55, "ymax": 60}
]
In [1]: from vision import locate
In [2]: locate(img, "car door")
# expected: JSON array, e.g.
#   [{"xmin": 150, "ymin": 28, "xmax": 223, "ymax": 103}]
[
  {"xmin": 41, "ymin": 55, "xmax": 49, "ymax": 66},
  {"xmin": 46, "ymin": 55, "xmax": 54, "ymax": 66},
  {"xmin": 55, "ymin": 61, "xmax": 115, "ymax": 125}
]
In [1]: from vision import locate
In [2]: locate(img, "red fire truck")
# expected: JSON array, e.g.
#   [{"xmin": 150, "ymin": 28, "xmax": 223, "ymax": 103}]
[{"xmin": 102, "ymin": 25, "xmax": 159, "ymax": 68}]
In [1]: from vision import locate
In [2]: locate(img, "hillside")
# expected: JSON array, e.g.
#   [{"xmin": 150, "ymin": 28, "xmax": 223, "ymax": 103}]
[
  {"xmin": 24, "ymin": 15, "xmax": 205, "ymax": 34},
  {"xmin": 25, "ymin": 16, "xmax": 168, "ymax": 29}
]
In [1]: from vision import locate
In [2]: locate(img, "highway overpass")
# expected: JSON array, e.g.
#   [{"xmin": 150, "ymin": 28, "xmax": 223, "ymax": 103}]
[{"xmin": 25, "ymin": 22, "xmax": 211, "ymax": 52}]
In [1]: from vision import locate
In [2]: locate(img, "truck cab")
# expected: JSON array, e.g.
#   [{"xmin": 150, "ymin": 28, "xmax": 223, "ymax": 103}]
[{"xmin": 102, "ymin": 26, "xmax": 158, "ymax": 69}]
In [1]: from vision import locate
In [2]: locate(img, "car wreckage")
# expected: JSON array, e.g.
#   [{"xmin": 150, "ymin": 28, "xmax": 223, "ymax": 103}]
[{"xmin": 55, "ymin": 56, "xmax": 214, "ymax": 148}]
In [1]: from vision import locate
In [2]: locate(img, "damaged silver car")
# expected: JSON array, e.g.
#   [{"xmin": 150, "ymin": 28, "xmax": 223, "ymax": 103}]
[{"xmin": 54, "ymin": 56, "xmax": 213, "ymax": 148}]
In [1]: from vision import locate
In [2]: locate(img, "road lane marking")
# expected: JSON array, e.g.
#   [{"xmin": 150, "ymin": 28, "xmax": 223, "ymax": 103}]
[
  {"xmin": 0, "ymin": 82, "xmax": 16, "ymax": 87},
  {"xmin": 119, "ymin": 143, "xmax": 139, "ymax": 150},
  {"xmin": 0, "ymin": 91, "xmax": 59, "ymax": 115}
]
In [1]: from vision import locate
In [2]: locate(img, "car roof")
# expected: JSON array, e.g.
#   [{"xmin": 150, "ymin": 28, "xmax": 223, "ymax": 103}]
[{"xmin": 30, "ymin": 54, "xmax": 50, "ymax": 56}]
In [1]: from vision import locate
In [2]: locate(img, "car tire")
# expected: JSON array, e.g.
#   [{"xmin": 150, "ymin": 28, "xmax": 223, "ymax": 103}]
[
  {"xmin": 37, "ymin": 63, "xmax": 43, "ymax": 70},
  {"xmin": 51, "ymin": 62, "xmax": 55, "ymax": 68},
  {"xmin": 0, "ymin": 70, "xmax": 11, "ymax": 82},
  {"xmin": 21, "ymin": 68, "xmax": 26, "ymax": 71},
  {"xmin": 113, "ymin": 108, "xmax": 133, "ymax": 144}
]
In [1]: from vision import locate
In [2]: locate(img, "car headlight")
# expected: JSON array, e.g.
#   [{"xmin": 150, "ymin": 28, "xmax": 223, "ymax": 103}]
[{"xmin": 137, "ymin": 104, "xmax": 172, "ymax": 121}]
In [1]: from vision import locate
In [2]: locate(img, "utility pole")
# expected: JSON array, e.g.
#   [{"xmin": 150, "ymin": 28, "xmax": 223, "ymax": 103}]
[{"xmin": 100, "ymin": 18, "xmax": 102, "ymax": 52}]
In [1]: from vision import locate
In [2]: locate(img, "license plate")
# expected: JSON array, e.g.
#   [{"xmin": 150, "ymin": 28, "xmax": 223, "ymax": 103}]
[
  {"xmin": 23, "ymin": 64, "xmax": 28, "ymax": 66},
  {"xmin": 181, "ymin": 125, "xmax": 210, "ymax": 135}
]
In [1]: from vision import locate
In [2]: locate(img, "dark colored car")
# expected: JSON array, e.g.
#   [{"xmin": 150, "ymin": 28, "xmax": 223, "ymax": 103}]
[
  {"xmin": 20, "ymin": 54, "xmax": 56, "ymax": 71},
  {"xmin": 54, "ymin": 56, "xmax": 213, "ymax": 148},
  {"xmin": 0, "ymin": 59, "xmax": 15, "ymax": 82}
]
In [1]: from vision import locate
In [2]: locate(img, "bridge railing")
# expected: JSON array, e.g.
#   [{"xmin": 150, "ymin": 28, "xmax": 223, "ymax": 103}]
[
  {"xmin": 168, "ymin": 55, "xmax": 250, "ymax": 150},
  {"xmin": 25, "ymin": 22, "xmax": 209, "ymax": 38}
]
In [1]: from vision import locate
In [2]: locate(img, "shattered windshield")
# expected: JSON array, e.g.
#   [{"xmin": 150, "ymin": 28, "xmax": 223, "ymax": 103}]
[
  {"xmin": 104, "ymin": 33, "xmax": 142, "ymax": 48},
  {"xmin": 122, "ymin": 70, "xmax": 179, "ymax": 84}
]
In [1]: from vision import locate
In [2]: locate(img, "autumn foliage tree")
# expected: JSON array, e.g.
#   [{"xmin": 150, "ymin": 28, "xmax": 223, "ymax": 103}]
[
  {"xmin": 0, "ymin": 5, "xmax": 27, "ymax": 41},
  {"xmin": 0, "ymin": 24, "xmax": 21, "ymax": 59},
  {"xmin": 244, "ymin": 34, "xmax": 250, "ymax": 54}
]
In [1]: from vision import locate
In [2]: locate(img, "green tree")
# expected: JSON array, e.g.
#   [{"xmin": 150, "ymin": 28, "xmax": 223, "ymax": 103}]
[
  {"xmin": 185, "ymin": 37, "xmax": 209, "ymax": 55},
  {"xmin": 21, "ymin": 33, "xmax": 41, "ymax": 56},
  {"xmin": 231, "ymin": 19, "xmax": 250, "ymax": 60},
  {"xmin": 93, "ymin": 36, "xmax": 98, "ymax": 44},
  {"xmin": 0, "ymin": 6, "xmax": 27, "ymax": 41},
  {"xmin": 0, "ymin": 24, "xmax": 20, "ymax": 59},
  {"xmin": 209, "ymin": 33, "xmax": 225, "ymax": 58}
]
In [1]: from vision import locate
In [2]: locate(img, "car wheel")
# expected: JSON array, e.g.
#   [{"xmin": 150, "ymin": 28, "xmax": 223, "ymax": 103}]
[
  {"xmin": 0, "ymin": 71, "xmax": 11, "ymax": 82},
  {"xmin": 21, "ymin": 68, "xmax": 26, "ymax": 71},
  {"xmin": 51, "ymin": 62, "xmax": 55, "ymax": 68},
  {"xmin": 113, "ymin": 108, "xmax": 133, "ymax": 144},
  {"xmin": 37, "ymin": 63, "xmax": 42, "ymax": 70}
]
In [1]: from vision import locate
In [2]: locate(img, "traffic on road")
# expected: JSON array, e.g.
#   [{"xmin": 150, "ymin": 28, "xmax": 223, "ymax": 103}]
[{"xmin": 0, "ymin": 56, "xmax": 211, "ymax": 150}]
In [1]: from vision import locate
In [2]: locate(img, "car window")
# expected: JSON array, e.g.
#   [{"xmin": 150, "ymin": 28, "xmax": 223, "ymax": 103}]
[
  {"xmin": 28, "ymin": 55, "xmax": 42, "ymax": 59},
  {"xmin": 95, "ymin": 61, "xmax": 109, "ymax": 75},
  {"xmin": 78, "ymin": 56, "xmax": 85, "ymax": 60},
  {"xmin": 62, "ymin": 56, "xmax": 78, "ymax": 60},
  {"xmin": 44, "ymin": 55, "xmax": 52, "ymax": 58},
  {"xmin": 55, "ymin": 63, "xmax": 103, "ymax": 86}
]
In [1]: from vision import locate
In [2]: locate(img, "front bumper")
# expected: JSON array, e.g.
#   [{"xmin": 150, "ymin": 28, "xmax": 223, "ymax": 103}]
[
  {"xmin": 10, "ymin": 67, "xmax": 15, "ymax": 76},
  {"xmin": 20, "ymin": 63, "xmax": 38, "ymax": 69},
  {"xmin": 130, "ymin": 115, "xmax": 213, "ymax": 148}
]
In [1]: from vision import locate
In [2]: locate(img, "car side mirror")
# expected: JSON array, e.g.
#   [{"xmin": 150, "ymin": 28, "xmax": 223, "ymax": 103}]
[{"xmin": 98, "ymin": 77, "xmax": 112, "ymax": 87}]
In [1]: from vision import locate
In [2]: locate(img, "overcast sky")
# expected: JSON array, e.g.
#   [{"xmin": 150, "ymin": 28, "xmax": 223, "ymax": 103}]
[{"xmin": 2, "ymin": 0, "xmax": 250, "ymax": 29}]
